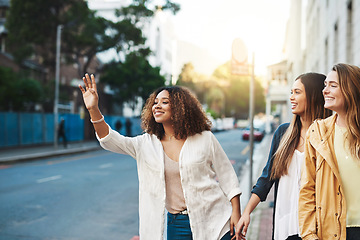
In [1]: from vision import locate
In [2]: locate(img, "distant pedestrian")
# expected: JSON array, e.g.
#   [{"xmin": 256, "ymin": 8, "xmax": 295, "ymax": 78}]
[
  {"xmin": 235, "ymin": 73, "xmax": 332, "ymax": 240},
  {"xmin": 115, "ymin": 120, "xmax": 123, "ymax": 133},
  {"xmin": 58, "ymin": 118, "xmax": 67, "ymax": 148},
  {"xmin": 79, "ymin": 73, "xmax": 242, "ymax": 240},
  {"xmin": 299, "ymin": 63, "xmax": 360, "ymax": 240},
  {"xmin": 125, "ymin": 118, "xmax": 132, "ymax": 136}
]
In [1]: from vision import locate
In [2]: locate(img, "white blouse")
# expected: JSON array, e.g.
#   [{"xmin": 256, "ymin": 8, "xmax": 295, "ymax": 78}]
[
  {"xmin": 274, "ymin": 150, "xmax": 304, "ymax": 240},
  {"xmin": 97, "ymin": 125, "xmax": 241, "ymax": 240}
]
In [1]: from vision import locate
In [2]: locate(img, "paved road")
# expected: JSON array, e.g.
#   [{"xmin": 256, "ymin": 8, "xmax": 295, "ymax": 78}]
[{"xmin": 0, "ymin": 129, "xmax": 259, "ymax": 240}]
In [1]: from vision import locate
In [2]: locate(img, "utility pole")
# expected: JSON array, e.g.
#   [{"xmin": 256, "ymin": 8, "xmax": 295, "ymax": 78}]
[
  {"xmin": 231, "ymin": 39, "xmax": 255, "ymax": 197},
  {"xmin": 249, "ymin": 52, "xmax": 255, "ymax": 195},
  {"xmin": 54, "ymin": 25, "xmax": 63, "ymax": 149}
]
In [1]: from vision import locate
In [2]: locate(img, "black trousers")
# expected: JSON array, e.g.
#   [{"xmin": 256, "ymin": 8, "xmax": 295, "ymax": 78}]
[
  {"xmin": 286, "ymin": 235, "xmax": 301, "ymax": 240},
  {"xmin": 347, "ymin": 227, "xmax": 360, "ymax": 240}
]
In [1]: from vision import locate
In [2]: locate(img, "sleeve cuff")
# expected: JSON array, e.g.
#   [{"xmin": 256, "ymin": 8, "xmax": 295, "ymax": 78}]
[
  {"xmin": 95, "ymin": 124, "xmax": 113, "ymax": 142},
  {"xmin": 227, "ymin": 188, "xmax": 242, "ymax": 201}
]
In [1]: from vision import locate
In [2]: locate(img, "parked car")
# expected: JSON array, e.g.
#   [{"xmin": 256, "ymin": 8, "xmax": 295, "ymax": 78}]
[{"xmin": 242, "ymin": 126, "xmax": 265, "ymax": 141}]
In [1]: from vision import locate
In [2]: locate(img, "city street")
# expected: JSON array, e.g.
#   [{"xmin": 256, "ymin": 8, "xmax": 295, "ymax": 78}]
[{"xmin": 0, "ymin": 128, "xmax": 256, "ymax": 240}]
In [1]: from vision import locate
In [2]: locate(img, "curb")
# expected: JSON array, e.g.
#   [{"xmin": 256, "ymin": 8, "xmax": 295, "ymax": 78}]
[{"xmin": 0, "ymin": 145, "xmax": 101, "ymax": 164}]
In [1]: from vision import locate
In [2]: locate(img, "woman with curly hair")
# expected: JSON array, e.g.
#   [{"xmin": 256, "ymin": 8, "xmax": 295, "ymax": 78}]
[{"xmin": 79, "ymin": 73, "xmax": 242, "ymax": 240}]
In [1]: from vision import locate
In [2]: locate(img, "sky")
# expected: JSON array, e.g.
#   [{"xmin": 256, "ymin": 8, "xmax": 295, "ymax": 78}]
[{"xmin": 169, "ymin": 0, "xmax": 290, "ymax": 75}]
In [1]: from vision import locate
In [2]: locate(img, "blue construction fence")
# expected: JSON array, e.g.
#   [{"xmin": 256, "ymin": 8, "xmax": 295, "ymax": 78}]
[{"xmin": 0, "ymin": 112, "xmax": 142, "ymax": 148}]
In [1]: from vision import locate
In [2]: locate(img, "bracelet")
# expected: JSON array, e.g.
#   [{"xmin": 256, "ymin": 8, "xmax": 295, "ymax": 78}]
[{"xmin": 90, "ymin": 115, "xmax": 104, "ymax": 124}]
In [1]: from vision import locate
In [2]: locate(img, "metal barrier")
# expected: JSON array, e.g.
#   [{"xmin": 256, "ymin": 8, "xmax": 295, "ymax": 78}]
[{"xmin": 0, "ymin": 112, "xmax": 142, "ymax": 148}]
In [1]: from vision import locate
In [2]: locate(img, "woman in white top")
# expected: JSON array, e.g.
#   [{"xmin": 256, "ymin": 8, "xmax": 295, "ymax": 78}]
[
  {"xmin": 235, "ymin": 73, "xmax": 332, "ymax": 240},
  {"xmin": 79, "ymin": 74, "xmax": 242, "ymax": 240}
]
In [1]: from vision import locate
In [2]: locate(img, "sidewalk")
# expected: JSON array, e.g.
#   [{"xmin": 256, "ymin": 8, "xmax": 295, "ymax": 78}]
[
  {"xmin": 0, "ymin": 141, "xmax": 101, "ymax": 164},
  {"xmin": 238, "ymin": 133, "xmax": 274, "ymax": 240}
]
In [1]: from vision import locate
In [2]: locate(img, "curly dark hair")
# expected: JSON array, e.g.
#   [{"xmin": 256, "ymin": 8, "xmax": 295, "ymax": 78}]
[{"xmin": 141, "ymin": 86, "xmax": 212, "ymax": 140}]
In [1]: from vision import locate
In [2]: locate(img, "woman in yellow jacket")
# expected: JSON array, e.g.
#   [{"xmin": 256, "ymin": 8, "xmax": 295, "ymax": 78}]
[{"xmin": 299, "ymin": 63, "xmax": 360, "ymax": 240}]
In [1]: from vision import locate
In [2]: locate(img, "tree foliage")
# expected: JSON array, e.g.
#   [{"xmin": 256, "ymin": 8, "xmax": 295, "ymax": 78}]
[
  {"xmin": 5, "ymin": 0, "xmax": 180, "ymax": 114},
  {"xmin": 100, "ymin": 51, "xmax": 166, "ymax": 110},
  {"xmin": 212, "ymin": 62, "xmax": 265, "ymax": 118},
  {"xmin": 0, "ymin": 66, "xmax": 43, "ymax": 111},
  {"xmin": 176, "ymin": 61, "xmax": 266, "ymax": 119},
  {"xmin": 5, "ymin": 0, "xmax": 180, "ymax": 78},
  {"xmin": 176, "ymin": 63, "xmax": 196, "ymax": 89},
  {"xmin": 176, "ymin": 62, "xmax": 214, "ymax": 103}
]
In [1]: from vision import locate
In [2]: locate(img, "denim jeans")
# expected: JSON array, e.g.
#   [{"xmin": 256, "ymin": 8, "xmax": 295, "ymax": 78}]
[
  {"xmin": 167, "ymin": 212, "xmax": 193, "ymax": 240},
  {"xmin": 167, "ymin": 212, "xmax": 232, "ymax": 240}
]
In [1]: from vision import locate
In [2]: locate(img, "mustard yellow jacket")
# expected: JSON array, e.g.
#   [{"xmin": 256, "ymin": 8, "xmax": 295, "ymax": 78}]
[{"xmin": 299, "ymin": 114, "xmax": 347, "ymax": 240}]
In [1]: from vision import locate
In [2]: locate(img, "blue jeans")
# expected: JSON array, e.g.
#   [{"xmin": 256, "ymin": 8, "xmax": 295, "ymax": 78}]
[
  {"xmin": 167, "ymin": 212, "xmax": 232, "ymax": 240},
  {"xmin": 167, "ymin": 212, "xmax": 192, "ymax": 240}
]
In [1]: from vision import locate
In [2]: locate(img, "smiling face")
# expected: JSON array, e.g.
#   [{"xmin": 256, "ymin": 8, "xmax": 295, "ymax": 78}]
[
  {"xmin": 152, "ymin": 90, "xmax": 172, "ymax": 125},
  {"xmin": 290, "ymin": 79, "xmax": 307, "ymax": 117},
  {"xmin": 323, "ymin": 71, "xmax": 346, "ymax": 115}
]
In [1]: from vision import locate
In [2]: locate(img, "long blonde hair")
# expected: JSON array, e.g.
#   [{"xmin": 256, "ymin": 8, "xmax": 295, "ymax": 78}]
[
  {"xmin": 333, "ymin": 63, "xmax": 360, "ymax": 159},
  {"xmin": 270, "ymin": 73, "xmax": 332, "ymax": 179}
]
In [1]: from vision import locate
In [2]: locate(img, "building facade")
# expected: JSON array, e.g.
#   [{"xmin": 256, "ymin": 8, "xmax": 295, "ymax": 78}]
[
  {"xmin": 265, "ymin": 60, "xmax": 289, "ymax": 133},
  {"xmin": 285, "ymin": 0, "xmax": 360, "ymax": 77},
  {"xmin": 0, "ymin": 0, "xmax": 8, "ymax": 53},
  {"xmin": 267, "ymin": 0, "xmax": 360, "ymax": 126}
]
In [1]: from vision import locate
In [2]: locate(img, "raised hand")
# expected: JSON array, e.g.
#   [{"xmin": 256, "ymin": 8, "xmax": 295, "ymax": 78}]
[{"xmin": 79, "ymin": 73, "xmax": 99, "ymax": 110}]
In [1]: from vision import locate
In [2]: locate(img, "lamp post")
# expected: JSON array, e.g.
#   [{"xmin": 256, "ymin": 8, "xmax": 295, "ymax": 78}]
[
  {"xmin": 249, "ymin": 52, "xmax": 255, "ymax": 195},
  {"xmin": 54, "ymin": 24, "xmax": 63, "ymax": 149},
  {"xmin": 231, "ymin": 38, "xmax": 256, "ymax": 196}
]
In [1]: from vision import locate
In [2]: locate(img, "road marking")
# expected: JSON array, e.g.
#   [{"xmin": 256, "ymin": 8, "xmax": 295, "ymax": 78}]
[
  {"xmin": 37, "ymin": 175, "xmax": 62, "ymax": 183},
  {"xmin": 99, "ymin": 163, "xmax": 113, "ymax": 169},
  {"xmin": 241, "ymin": 145, "xmax": 249, "ymax": 155}
]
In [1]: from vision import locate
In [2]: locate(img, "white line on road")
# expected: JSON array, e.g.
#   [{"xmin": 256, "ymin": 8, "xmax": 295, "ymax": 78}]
[
  {"xmin": 241, "ymin": 145, "xmax": 249, "ymax": 155},
  {"xmin": 36, "ymin": 175, "xmax": 62, "ymax": 183},
  {"xmin": 99, "ymin": 163, "xmax": 113, "ymax": 169}
]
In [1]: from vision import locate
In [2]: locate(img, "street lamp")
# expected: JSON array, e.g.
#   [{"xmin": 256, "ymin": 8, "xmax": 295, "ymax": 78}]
[{"xmin": 54, "ymin": 24, "xmax": 63, "ymax": 149}]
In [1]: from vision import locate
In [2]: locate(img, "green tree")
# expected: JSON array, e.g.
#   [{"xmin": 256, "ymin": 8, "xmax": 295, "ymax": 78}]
[
  {"xmin": 177, "ymin": 63, "xmax": 196, "ymax": 88},
  {"xmin": 0, "ymin": 66, "xmax": 15, "ymax": 111},
  {"xmin": 101, "ymin": 51, "xmax": 166, "ymax": 111},
  {"xmin": 0, "ymin": 66, "xmax": 43, "ymax": 111},
  {"xmin": 212, "ymin": 61, "xmax": 265, "ymax": 119},
  {"xmin": 5, "ymin": 0, "xmax": 180, "ymax": 78},
  {"xmin": 6, "ymin": 0, "xmax": 120, "ymax": 78},
  {"xmin": 176, "ymin": 62, "xmax": 215, "ymax": 103}
]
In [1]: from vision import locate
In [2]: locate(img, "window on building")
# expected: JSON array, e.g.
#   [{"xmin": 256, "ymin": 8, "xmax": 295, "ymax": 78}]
[
  {"xmin": 346, "ymin": 1, "xmax": 353, "ymax": 63},
  {"xmin": 0, "ymin": 8, "xmax": 6, "ymax": 18},
  {"xmin": 325, "ymin": 38, "xmax": 328, "ymax": 70},
  {"xmin": 334, "ymin": 23, "xmax": 338, "ymax": 63}
]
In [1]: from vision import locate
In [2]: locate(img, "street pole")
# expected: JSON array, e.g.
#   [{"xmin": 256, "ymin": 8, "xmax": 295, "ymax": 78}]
[
  {"xmin": 249, "ymin": 52, "xmax": 255, "ymax": 196},
  {"xmin": 54, "ymin": 25, "xmax": 62, "ymax": 149}
]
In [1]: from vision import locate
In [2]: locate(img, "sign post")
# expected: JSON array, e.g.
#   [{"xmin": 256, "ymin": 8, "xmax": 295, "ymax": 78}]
[{"xmin": 231, "ymin": 38, "xmax": 255, "ymax": 197}]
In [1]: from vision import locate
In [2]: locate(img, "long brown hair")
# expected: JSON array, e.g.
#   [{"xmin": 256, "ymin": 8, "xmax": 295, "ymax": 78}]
[
  {"xmin": 270, "ymin": 73, "xmax": 332, "ymax": 179},
  {"xmin": 141, "ymin": 86, "xmax": 211, "ymax": 140},
  {"xmin": 332, "ymin": 63, "xmax": 360, "ymax": 159}
]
